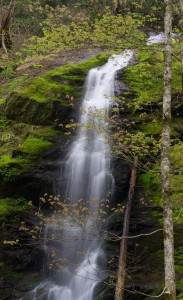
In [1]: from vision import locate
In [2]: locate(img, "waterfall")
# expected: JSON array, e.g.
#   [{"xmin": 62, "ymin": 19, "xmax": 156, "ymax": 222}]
[{"xmin": 21, "ymin": 50, "xmax": 133, "ymax": 300}]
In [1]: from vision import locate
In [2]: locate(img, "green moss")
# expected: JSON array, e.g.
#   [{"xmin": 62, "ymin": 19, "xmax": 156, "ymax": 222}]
[
  {"xmin": 0, "ymin": 76, "xmax": 28, "ymax": 102},
  {"xmin": 15, "ymin": 137, "xmax": 52, "ymax": 156},
  {"xmin": 5, "ymin": 95, "xmax": 56, "ymax": 125},
  {"xmin": 0, "ymin": 98, "xmax": 5, "ymax": 106},
  {"xmin": 124, "ymin": 43, "xmax": 181, "ymax": 110},
  {"xmin": 171, "ymin": 143, "xmax": 183, "ymax": 167},
  {"xmin": 170, "ymin": 143, "xmax": 183, "ymax": 223},
  {"xmin": 175, "ymin": 244, "xmax": 183, "ymax": 298},
  {"xmin": 19, "ymin": 77, "xmax": 74, "ymax": 103},
  {"xmin": 47, "ymin": 53, "xmax": 109, "ymax": 78},
  {"xmin": 138, "ymin": 166, "xmax": 162, "ymax": 207},
  {"xmin": 9, "ymin": 53, "xmax": 109, "ymax": 105},
  {"xmin": 0, "ymin": 53, "xmax": 109, "ymax": 180},
  {"xmin": 0, "ymin": 121, "xmax": 61, "ymax": 180},
  {"xmin": 141, "ymin": 120, "xmax": 162, "ymax": 135},
  {"xmin": 32, "ymin": 63, "xmax": 44, "ymax": 69},
  {"xmin": 0, "ymin": 199, "xmax": 9, "ymax": 216},
  {"xmin": 0, "ymin": 198, "xmax": 27, "ymax": 218},
  {"xmin": 0, "ymin": 154, "xmax": 14, "ymax": 166},
  {"xmin": 0, "ymin": 125, "xmax": 56, "ymax": 180},
  {"xmin": 0, "ymin": 153, "xmax": 31, "ymax": 178},
  {"xmin": 124, "ymin": 51, "xmax": 163, "ymax": 108},
  {"xmin": 0, "ymin": 118, "xmax": 10, "ymax": 129},
  {"xmin": 30, "ymin": 126, "xmax": 60, "ymax": 141},
  {"xmin": 140, "ymin": 118, "xmax": 179, "ymax": 137},
  {"xmin": 177, "ymin": 279, "xmax": 183, "ymax": 299},
  {"xmin": 2, "ymin": 54, "xmax": 109, "ymax": 126}
]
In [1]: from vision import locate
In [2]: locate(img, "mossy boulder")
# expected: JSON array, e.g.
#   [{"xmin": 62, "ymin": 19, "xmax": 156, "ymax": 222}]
[
  {"xmin": 2, "ymin": 54, "xmax": 109, "ymax": 125},
  {"xmin": 3, "ymin": 93, "xmax": 71, "ymax": 125},
  {"xmin": 123, "ymin": 42, "xmax": 181, "ymax": 112}
]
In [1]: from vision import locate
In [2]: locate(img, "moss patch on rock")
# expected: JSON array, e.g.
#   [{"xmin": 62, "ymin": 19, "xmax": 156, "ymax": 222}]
[
  {"xmin": 0, "ymin": 123, "xmax": 59, "ymax": 181},
  {"xmin": 170, "ymin": 143, "xmax": 183, "ymax": 223},
  {"xmin": 13, "ymin": 137, "xmax": 52, "ymax": 157},
  {"xmin": 124, "ymin": 42, "xmax": 181, "ymax": 111},
  {"xmin": 0, "ymin": 197, "xmax": 27, "ymax": 219},
  {"xmin": 0, "ymin": 53, "xmax": 109, "ymax": 183},
  {"xmin": 2, "ymin": 53, "xmax": 109, "ymax": 125}
]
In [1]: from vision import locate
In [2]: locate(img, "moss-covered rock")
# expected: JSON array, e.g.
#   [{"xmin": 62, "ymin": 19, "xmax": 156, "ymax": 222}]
[
  {"xmin": 0, "ymin": 53, "xmax": 109, "ymax": 184},
  {"xmin": 123, "ymin": 43, "xmax": 181, "ymax": 111},
  {"xmin": 2, "ymin": 53, "xmax": 109, "ymax": 125}
]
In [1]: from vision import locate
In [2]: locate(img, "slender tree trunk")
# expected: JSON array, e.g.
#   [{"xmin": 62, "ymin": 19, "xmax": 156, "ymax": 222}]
[
  {"xmin": 161, "ymin": 0, "xmax": 176, "ymax": 299},
  {"xmin": 179, "ymin": 0, "xmax": 183, "ymax": 97},
  {"xmin": 0, "ymin": 0, "xmax": 3, "ymax": 23},
  {"xmin": 0, "ymin": 0, "xmax": 15, "ymax": 52},
  {"xmin": 0, "ymin": 0, "xmax": 3, "ymax": 46},
  {"xmin": 114, "ymin": 156, "xmax": 138, "ymax": 300}
]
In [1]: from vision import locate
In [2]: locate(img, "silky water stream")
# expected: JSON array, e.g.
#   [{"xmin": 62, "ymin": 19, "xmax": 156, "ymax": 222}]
[{"xmin": 22, "ymin": 50, "xmax": 133, "ymax": 300}]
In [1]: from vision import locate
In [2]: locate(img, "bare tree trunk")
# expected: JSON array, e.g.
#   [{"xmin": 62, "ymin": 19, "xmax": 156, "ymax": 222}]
[
  {"xmin": 0, "ymin": 0, "xmax": 3, "ymax": 23},
  {"xmin": 161, "ymin": 0, "xmax": 176, "ymax": 299},
  {"xmin": 0, "ymin": 0, "xmax": 15, "ymax": 52},
  {"xmin": 179, "ymin": 0, "xmax": 183, "ymax": 97},
  {"xmin": 0, "ymin": 0, "xmax": 3, "ymax": 44},
  {"xmin": 114, "ymin": 156, "xmax": 138, "ymax": 300}
]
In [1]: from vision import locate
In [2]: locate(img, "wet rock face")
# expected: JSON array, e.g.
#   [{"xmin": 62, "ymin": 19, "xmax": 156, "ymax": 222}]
[
  {"xmin": 0, "ymin": 209, "xmax": 45, "ymax": 300},
  {"xmin": 1, "ymin": 140, "xmax": 67, "ymax": 202},
  {"xmin": 0, "ymin": 54, "xmax": 135, "ymax": 299},
  {"xmin": 112, "ymin": 159, "xmax": 130, "ymax": 191},
  {"xmin": 4, "ymin": 94, "xmax": 74, "ymax": 126},
  {"xmin": 2, "ymin": 143, "xmax": 130, "ymax": 207},
  {"xmin": 114, "ymin": 74, "xmax": 130, "ymax": 96}
]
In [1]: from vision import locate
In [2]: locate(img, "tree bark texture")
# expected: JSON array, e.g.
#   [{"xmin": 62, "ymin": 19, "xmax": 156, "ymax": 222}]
[
  {"xmin": 114, "ymin": 156, "xmax": 138, "ymax": 300},
  {"xmin": 0, "ymin": 0, "xmax": 15, "ymax": 52},
  {"xmin": 179, "ymin": 0, "xmax": 183, "ymax": 97},
  {"xmin": 161, "ymin": 0, "xmax": 176, "ymax": 299}
]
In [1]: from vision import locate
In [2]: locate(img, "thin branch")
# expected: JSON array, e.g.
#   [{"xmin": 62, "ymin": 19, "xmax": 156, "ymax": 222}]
[
  {"xmin": 125, "ymin": 228, "xmax": 163, "ymax": 239},
  {"xmin": 124, "ymin": 286, "xmax": 166, "ymax": 298}
]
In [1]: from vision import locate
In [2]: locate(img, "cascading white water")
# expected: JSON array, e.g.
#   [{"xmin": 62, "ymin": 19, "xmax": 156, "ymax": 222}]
[
  {"xmin": 65, "ymin": 51, "xmax": 134, "ymax": 204},
  {"xmin": 21, "ymin": 50, "xmax": 133, "ymax": 300},
  {"xmin": 46, "ymin": 50, "xmax": 134, "ymax": 300}
]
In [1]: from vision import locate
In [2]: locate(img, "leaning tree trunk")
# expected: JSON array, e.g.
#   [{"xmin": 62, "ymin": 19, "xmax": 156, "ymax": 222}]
[
  {"xmin": 0, "ymin": 0, "xmax": 15, "ymax": 53},
  {"xmin": 114, "ymin": 156, "xmax": 138, "ymax": 300},
  {"xmin": 179, "ymin": 0, "xmax": 183, "ymax": 97},
  {"xmin": 161, "ymin": 0, "xmax": 176, "ymax": 299}
]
